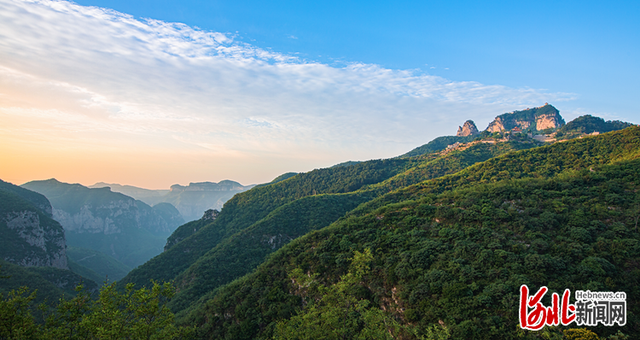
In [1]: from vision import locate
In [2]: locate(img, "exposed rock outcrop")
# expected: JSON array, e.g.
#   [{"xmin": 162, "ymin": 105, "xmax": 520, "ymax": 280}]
[
  {"xmin": 0, "ymin": 183, "xmax": 68, "ymax": 270},
  {"xmin": 50, "ymin": 200, "xmax": 174, "ymax": 235},
  {"xmin": 21, "ymin": 179, "xmax": 185, "ymax": 268},
  {"xmin": 456, "ymin": 120, "xmax": 479, "ymax": 137},
  {"xmin": 536, "ymin": 112, "xmax": 565, "ymax": 130},
  {"xmin": 3, "ymin": 210, "xmax": 68, "ymax": 269},
  {"xmin": 485, "ymin": 104, "xmax": 565, "ymax": 132},
  {"xmin": 201, "ymin": 209, "xmax": 220, "ymax": 221}
]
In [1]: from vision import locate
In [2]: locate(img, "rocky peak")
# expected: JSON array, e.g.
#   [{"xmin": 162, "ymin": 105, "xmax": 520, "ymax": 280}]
[
  {"xmin": 485, "ymin": 104, "xmax": 565, "ymax": 132},
  {"xmin": 456, "ymin": 120, "xmax": 479, "ymax": 137}
]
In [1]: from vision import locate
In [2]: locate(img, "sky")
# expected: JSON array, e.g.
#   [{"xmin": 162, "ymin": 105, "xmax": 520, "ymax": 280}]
[{"xmin": 1, "ymin": 0, "xmax": 638, "ymax": 189}]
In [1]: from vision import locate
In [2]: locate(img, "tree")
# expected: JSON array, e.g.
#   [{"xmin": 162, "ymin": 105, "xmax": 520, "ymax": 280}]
[
  {"xmin": 273, "ymin": 249, "xmax": 414, "ymax": 340},
  {"xmin": 0, "ymin": 286, "xmax": 39, "ymax": 339},
  {"xmin": 41, "ymin": 284, "xmax": 92, "ymax": 340},
  {"xmin": 0, "ymin": 281, "xmax": 194, "ymax": 340}
]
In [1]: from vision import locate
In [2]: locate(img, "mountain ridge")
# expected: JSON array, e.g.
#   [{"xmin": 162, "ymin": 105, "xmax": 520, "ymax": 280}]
[
  {"xmin": 186, "ymin": 126, "xmax": 640, "ymax": 339},
  {"xmin": 21, "ymin": 179, "xmax": 184, "ymax": 272},
  {"xmin": 91, "ymin": 180, "xmax": 254, "ymax": 222}
]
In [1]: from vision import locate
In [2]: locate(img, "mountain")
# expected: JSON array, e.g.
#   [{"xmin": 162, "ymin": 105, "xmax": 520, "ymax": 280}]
[
  {"xmin": 456, "ymin": 120, "xmax": 479, "ymax": 136},
  {"xmin": 402, "ymin": 105, "xmax": 566, "ymax": 159},
  {"xmin": 117, "ymin": 158, "xmax": 422, "ymax": 291},
  {"xmin": 0, "ymin": 179, "xmax": 53, "ymax": 217},
  {"xmin": 88, "ymin": 182, "xmax": 169, "ymax": 205},
  {"xmin": 91, "ymin": 180, "xmax": 253, "ymax": 222},
  {"xmin": 485, "ymin": 103, "xmax": 565, "ymax": 132},
  {"xmin": 0, "ymin": 180, "xmax": 98, "ymax": 306},
  {"xmin": 118, "ymin": 136, "xmax": 541, "ymax": 318},
  {"xmin": 21, "ymin": 179, "xmax": 183, "ymax": 269},
  {"xmin": 555, "ymin": 114, "xmax": 636, "ymax": 139},
  {"xmin": 9, "ymin": 104, "xmax": 632, "ymax": 339},
  {"xmin": 161, "ymin": 181, "xmax": 254, "ymax": 222},
  {"xmin": 0, "ymin": 180, "xmax": 67, "ymax": 269},
  {"xmin": 185, "ymin": 126, "xmax": 640, "ymax": 340},
  {"xmin": 115, "ymin": 107, "xmax": 637, "ymax": 339}
]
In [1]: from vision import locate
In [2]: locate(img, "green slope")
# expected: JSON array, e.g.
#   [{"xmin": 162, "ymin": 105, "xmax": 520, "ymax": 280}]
[
  {"xmin": 555, "ymin": 114, "xmax": 635, "ymax": 139},
  {"xmin": 66, "ymin": 247, "xmax": 131, "ymax": 282},
  {"xmin": 121, "ymin": 138, "xmax": 544, "ymax": 318},
  {"xmin": 163, "ymin": 216, "xmax": 213, "ymax": 252},
  {"xmin": 399, "ymin": 135, "xmax": 476, "ymax": 158},
  {"xmin": 118, "ymin": 158, "xmax": 419, "ymax": 288},
  {"xmin": 352, "ymin": 127, "xmax": 640, "ymax": 217},
  {"xmin": 0, "ymin": 179, "xmax": 53, "ymax": 216},
  {"xmin": 0, "ymin": 259, "xmax": 98, "ymax": 306},
  {"xmin": 67, "ymin": 259, "xmax": 103, "ymax": 285},
  {"xmin": 168, "ymin": 192, "xmax": 372, "ymax": 316},
  {"xmin": 184, "ymin": 127, "xmax": 640, "ymax": 339}
]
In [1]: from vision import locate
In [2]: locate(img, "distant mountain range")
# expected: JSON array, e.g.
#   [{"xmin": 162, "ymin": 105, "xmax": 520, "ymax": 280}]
[
  {"xmin": 21, "ymin": 179, "xmax": 185, "ymax": 277},
  {"xmin": 115, "ymin": 106, "xmax": 639, "ymax": 339},
  {"xmin": 90, "ymin": 180, "xmax": 254, "ymax": 222},
  {"xmin": 3, "ymin": 104, "xmax": 639, "ymax": 339}
]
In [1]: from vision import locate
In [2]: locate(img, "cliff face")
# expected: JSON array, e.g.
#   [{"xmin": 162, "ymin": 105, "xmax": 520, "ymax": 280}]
[
  {"xmin": 21, "ymin": 179, "xmax": 184, "ymax": 268},
  {"xmin": 3, "ymin": 211, "xmax": 68, "ymax": 268},
  {"xmin": 163, "ymin": 181, "xmax": 253, "ymax": 221},
  {"xmin": 169, "ymin": 180, "xmax": 249, "ymax": 192},
  {"xmin": 0, "ymin": 182, "xmax": 68, "ymax": 269},
  {"xmin": 485, "ymin": 104, "xmax": 565, "ymax": 132},
  {"xmin": 536, "ymin": 112, "xmax": 565, "ymax": 130},
  {"xmin": 50, "ymin": 199, "xmax": 175, "ymax": 235},
  {"xmin": 456, "ymin": 120, "xmax": 479, "ymax": 137}
]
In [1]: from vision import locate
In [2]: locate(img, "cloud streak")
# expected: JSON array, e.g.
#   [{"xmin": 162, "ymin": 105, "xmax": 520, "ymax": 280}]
[{"xmin": 0, "ymin": 0, "xmax": 576, "ymax": 186}]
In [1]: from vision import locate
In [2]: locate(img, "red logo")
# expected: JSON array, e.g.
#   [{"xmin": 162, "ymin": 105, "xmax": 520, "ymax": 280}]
[{"xmin": 519, "ymin": 285, "xmax": 575, "ymax": 330}]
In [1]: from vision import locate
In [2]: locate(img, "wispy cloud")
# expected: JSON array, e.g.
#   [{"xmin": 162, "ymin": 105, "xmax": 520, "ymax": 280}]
[{"xmin": 0, "ymin": 0, "xmax": 576, "ymax": 185}]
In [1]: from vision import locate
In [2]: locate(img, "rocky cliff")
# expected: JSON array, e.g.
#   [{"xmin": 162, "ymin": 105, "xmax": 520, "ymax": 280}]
[
  {"xmin": 49, "ymin": 197, "xmax": 177, "ymax": 236},
  {"xmin": 91, "ymin": 180, "xmax": 253, "ymax": 222},
  {"xmin": 485, "ymin": 104, "xmax": 565, "ymax": 132},
  {"xmin": 0, "ymin": 181, "xmax": 68, "ymax": 269},
  {"xmin": 456, "ymin": 120, "xmax": 479, "ymax": 136},
  {"xmin": 162, "ymin": 181, "xmax": 253, "ymax": 221},
  {"xmin": 22, "ymin": 179, "xmax": 184, "ymax": 268}
]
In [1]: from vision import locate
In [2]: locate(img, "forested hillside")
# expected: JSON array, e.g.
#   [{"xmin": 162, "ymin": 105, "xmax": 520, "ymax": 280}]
[
  {"xmin": 180, "ymin": 127, "xmax": 640, "ymax": 339},
  {"xmin": 2, "ymin": 111, "xmax": 636, "ymax": 339},
  {"xmin": 555, "ymin": 115, "xmax": 635, "ymax": 139},
  {"xmin": 121, "ymin": 137, "xmax": 541, "ymax": 319},
  {"xmin": 119, "ymin": 159, "xmax": 421, "ymax": 291}
]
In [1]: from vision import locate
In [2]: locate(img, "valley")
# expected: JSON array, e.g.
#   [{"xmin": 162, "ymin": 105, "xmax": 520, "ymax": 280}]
[{"xmin": 1, "ymin": 105, "xmax": 638, "ymax": 339}]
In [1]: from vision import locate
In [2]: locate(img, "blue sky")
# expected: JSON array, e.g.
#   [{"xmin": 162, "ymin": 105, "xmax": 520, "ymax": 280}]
[
  {"xmin": 73, "ymin": 0, "xmax": 640, "ymax": 118},
  {"xmin": 0, "ymin": 0, "xmax": 638, "ymax": 188}
]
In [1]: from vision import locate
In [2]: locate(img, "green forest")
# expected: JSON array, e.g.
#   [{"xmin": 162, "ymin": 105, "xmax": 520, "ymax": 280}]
[
  {"xmin": 181, "ymin": 127, "xmax": 640, "ymax": 339},
  {"xmin": 2, "ymin": 118, "xmax": 638, "ymax": 339}
]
